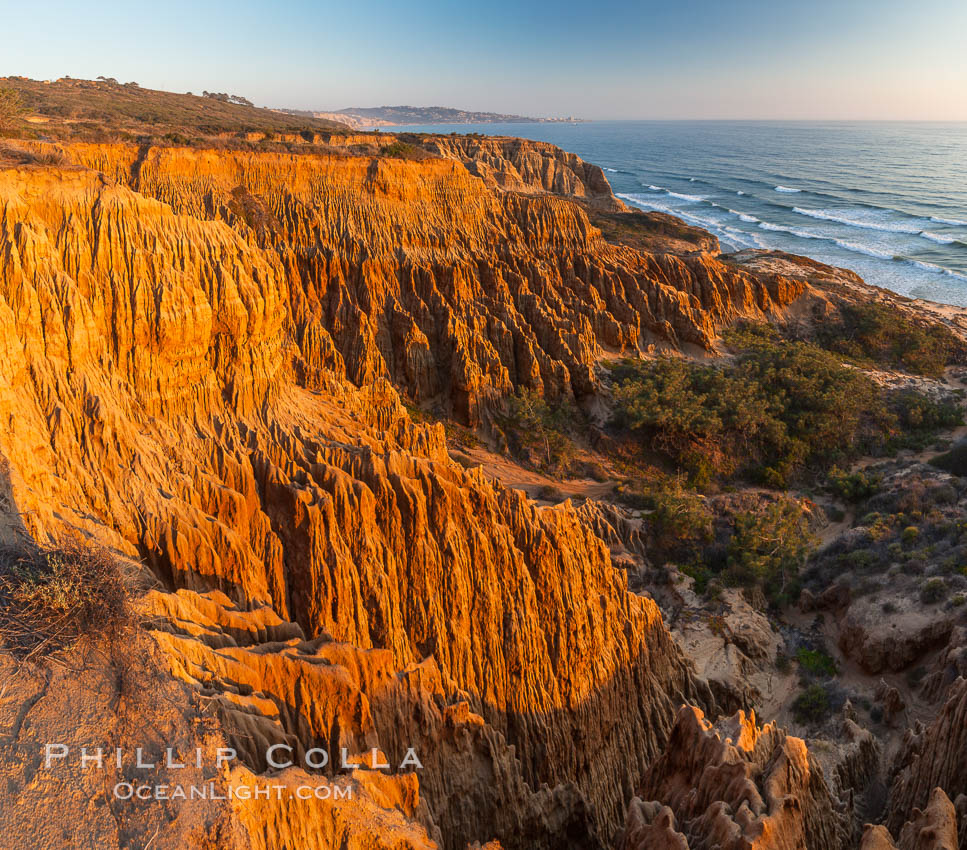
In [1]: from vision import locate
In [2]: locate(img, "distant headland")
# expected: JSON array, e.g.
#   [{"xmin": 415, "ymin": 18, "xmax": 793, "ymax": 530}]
[{"xmin": 276, "ymin": 105, "xmax": 584, "ymax": 128}]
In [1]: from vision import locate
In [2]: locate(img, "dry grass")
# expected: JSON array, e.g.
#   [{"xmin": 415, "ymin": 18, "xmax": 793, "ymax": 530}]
[
  {"xmin": 0, "ymin": 76, "xmax": 347, "ymax": 143},
  {"xmin": 0, "ymin": 141, "xmax": 70, "ymax": 168},
  {"xmin": 0, "ymin": 538, "xmax": 135, "ymax": 662}
]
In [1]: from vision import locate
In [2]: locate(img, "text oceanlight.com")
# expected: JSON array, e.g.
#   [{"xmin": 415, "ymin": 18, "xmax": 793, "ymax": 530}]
[{"xmin": 113, "ymin": 782, "xmax": 355, "ymax": 801}]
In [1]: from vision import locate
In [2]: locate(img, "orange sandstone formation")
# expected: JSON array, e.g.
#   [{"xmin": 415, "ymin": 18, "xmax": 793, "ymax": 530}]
[
  {"xmin": 0, "ymin": 141, "xmax": 746, "ymax": 848},
  {"xmin": 622, "ymin": 706, "xmax": 851, "ymax": 850},
  {"xmin": 4, "ymin": 135, "xmax": 953, "ymax": 850},
  {"xmin": 43, "ymin": 139, "xmax": 806, "ymax": 422}
]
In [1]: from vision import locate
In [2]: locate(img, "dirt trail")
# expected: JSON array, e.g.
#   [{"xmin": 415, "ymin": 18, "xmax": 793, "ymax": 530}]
[{"xmin": 460, "ymin": 445, "xmax": 616, "ymax": 502}]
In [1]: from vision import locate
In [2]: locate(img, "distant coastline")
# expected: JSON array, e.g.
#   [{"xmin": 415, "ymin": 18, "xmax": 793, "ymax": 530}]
[{"xmin": 275, "ymin": 105, "xmax": 584, "ymax": 129}]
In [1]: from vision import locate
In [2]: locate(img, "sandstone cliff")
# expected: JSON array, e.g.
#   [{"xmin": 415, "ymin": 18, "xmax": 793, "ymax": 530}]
[
  {"xmin": 416, "ymin": 134, "xmax": 624, "ymax": 207},
  {"xmin": 0, "ymin": 141, "xmax": 742, "ymax": 848},
  {"xmin": 887, "ymin": 679, "xmax": 967, "ymax": 844},
  {"xmin": 40, "ymin": 140, "xmax": 806, "ymax": 424}
]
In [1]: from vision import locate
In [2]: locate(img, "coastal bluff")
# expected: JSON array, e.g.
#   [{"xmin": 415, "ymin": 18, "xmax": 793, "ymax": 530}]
[{"xmin": 0, "ymin": 132, "xmax": 961, "ymax": 850}]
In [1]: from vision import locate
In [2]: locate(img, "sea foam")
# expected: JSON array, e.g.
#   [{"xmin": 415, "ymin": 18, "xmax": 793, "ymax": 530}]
[
  {"xmin": 646, "ymin": 185, "xmax": 706, "ymax": 202},
  {"xmin": 774, "ymin": 186, "xmax": 801, "ymax": 193},
  {"xmin": 757, "ymin": 221, "xmax": 895, "ymax": 259},
  {"xmin": 921, "ymin": 232, "xmax": 956, "ymax": 245},
  {"xmin": 727, "ymin": 210, "xmax": 760, "ymax": 223},
  {"xmin": 792, "ymin": 207, "xmax": 923, "ymax": 234},
  {"xmin": 617, "ymin": 194, "xmax": 764, "ymax": 250},
  {"xmin": 906, "ymin": 260, "xmax": 967, "ymax": 281}
]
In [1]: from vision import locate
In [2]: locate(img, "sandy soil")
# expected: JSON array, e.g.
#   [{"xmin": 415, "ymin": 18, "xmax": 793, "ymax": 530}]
[{"xmin": 459, "ymin": 445, "xmax": 616, "ymax": 503}]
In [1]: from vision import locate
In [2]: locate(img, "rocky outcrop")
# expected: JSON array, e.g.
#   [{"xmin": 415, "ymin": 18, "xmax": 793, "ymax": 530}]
[
  {"xmin": 887, "ymin": 679, "xmax": 967, "ymax": 842},
  {"xmin": 838, "ymin": 598, "xmax": 955, "ymax": 675},
  {"xmin": 417, "ymin": 134, "xmax": 623, "ymax": 208},
  {"xmin": 618, "ymin": 800, "xmax": 690, "ymax": 850},
  {"xmin": 861, "ymin": 788, "xmax": 960, "ymax": 850},
  {"xmin": 922, "ymin": 626, "xmax": 967, "ymax": 703},
  {"xmin": 895, "ymin": 788, "xmax": 960, "ymax": 850},
  {"xmin": 830, "ymin": 718, "xmax": 881, "ymax": 802},
  {"xmin": 621, "ymin": 706, "xmax": 851, "ymax": 850}
]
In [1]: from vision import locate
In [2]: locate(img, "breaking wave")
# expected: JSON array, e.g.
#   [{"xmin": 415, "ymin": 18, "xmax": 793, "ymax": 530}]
[
  {"xmin": 617, "ymin": 193, "xmax": 764, "ymax": 250},
  {"xmin": 791, "ymin": 207, "xmax": 923, "ymax": 234}
]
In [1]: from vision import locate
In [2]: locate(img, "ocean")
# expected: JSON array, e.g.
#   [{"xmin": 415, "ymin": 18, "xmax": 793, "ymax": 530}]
[{"xmin": 390, "ymin": 121, "xmax": 967, "ymax": 306}]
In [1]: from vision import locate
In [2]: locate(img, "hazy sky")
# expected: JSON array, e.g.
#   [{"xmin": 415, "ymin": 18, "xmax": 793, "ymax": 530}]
[{"xmin": 2, "ymin": 0, "xmax": 966, "ymax": 120}]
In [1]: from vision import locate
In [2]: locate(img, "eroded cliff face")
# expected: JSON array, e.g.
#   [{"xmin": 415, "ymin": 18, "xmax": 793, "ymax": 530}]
[
  {"xmin": 887, "ymin": 679, "xmax": 967, "ymax": 843},
  {"xmin": 619, "ymin": 706, "xmax": 852, "ymax": 850},
  {"xmin": 617, "ymin": 707, "xmax": 964, "ymax": 850},
  {"xmin": 416, "ymin": 134, "xmax": 624, "ymax": 206},
  {"xmin": 41, "ymin": 140, "xmax": 805, "ymax": 424},
  {"xmin": 4, "ymin": 132, "xmax": 965, "ymax": 850},
  {"xmin": 0, "ymin": 145, "xmax": 739, "ymax": 848}
]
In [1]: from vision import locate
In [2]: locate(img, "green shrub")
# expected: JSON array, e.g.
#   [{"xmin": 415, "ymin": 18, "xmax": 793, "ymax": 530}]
[
  {"xmin": 162, "ymin": 131, "xmax": 190, "ymax": 145},
  {"xmin": 796, "ymin": 647, "xmax": 837, "ymax": 677},
  {"xmin": 723, "ymin": 497, "xmax": 814, "ymax": 605},
  {"xmin": 893, "ymin": 391, "xmax": 963, "ymax": 431},
  {"xmin": 498, "ymin": 388, "xmax": 579, "ymax": 475},
  {"xmin": 792, "ymin": 683, "xmax": 832, "ymax": 724},
  {"xmin": 537, "ymin": 484, "xmax": 565, "ymax": 502},
  {"xmin": 583, "ymin": 460, "xmax": 609, "ymax": 482},
  {"xmin": 646, "ymin": 478, "xmax": 714, "ymax": 548},
  {"xmin": 826, "ymin": 504, "xmax": 846, "ymax": 523},
  {"xmin": 380, "ymin": 141, "xmax": 427, "ymax": 160},
  {"xmin": 0, "ymin": 88, "xmax": 25, "ymax": 135},
  {"xmin": 931, "ymin": 443, "xmax": 967, "ymax": 477},
  {"xmin": 610, "ymin": 331, "xmax": 893, "ymax": 486},
  {"xmin": 839, "ymin": 549, "xmax": 880, "ymax": 573},
  {"xmin": 816, "ymin": 302, "xmax": 964, "ymax": 378},
  {"xmin": 920, "ymin": 578, "xmax": 947, "ymax": 604},
  {"xmin": 680, "ymin": 562, "xmax": 713, "ymax": 595},
  {"xmin": 827, "ymin": 466, "xmax": 880, "ymax": 502}
]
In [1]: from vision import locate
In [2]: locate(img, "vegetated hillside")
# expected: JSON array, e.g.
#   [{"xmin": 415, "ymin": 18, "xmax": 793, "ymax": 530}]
[
  {"xmin": 0, "ymin": 76, "xmax": 349, "ymax": 141},
  {"xmin": 0, "ymin": 123, "xmax": 966, "ymax": 850}
]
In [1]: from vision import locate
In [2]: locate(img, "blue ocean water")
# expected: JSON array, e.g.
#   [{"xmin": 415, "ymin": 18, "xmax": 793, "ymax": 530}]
[{"xmin": 391, "ymin": 121, "xmax": 967, "ymax": 306}]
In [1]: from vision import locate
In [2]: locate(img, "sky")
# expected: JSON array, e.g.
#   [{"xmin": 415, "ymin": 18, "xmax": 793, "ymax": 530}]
[{"xmin": 2, "ymin": 0, "xmax": 966, "ymax": 120}]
